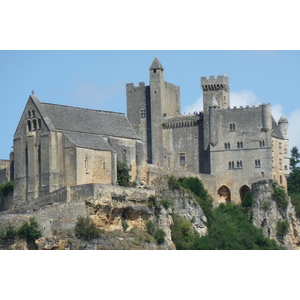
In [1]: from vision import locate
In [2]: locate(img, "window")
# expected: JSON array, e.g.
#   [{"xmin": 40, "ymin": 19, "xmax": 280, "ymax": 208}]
[
  {"xmin": 229, "ymin": 123, "xmax": 236, "ymax": 132},
  {"xmin": 32, "ymin": 110, "xmax": 35, "ymax": 117},
  {"xmin": 259, "ymin": 140, "xmax": 265, "ymax": 148},
  {"xmin": 27, "ymin": 120, "xmax": 32, "ymax": 132},
  {"xmin": 38, "ymin": 119, "xmax": 41, "ymax": 130},
  {"xmin": 237, "ymin": 161, "xmax": 243, "ymax": 168},
  {"xmin": 179, "ymin": 153, "xmax": 186, "ymax": 166},
  {"xmin": 33, "ymin": 119, "xmax": 37, "ymax": 131},
  {"xmin": 225, "ymin": 143, "xmax": 231, "ymax": 150},
  {"xmin": 229, "ymin": 161, "xmax": 232, "ymax": 169},
  {"xmin": 284, "ymin": 165, "xmax": 288, "ymax": 171},
  {"xmin": 28, "ymin": 111, "xmax": 31, "ymax": 118},
  {"xmin": 237, "ymin": 141, "xmax": 243, "ymax": 149},
  {"xmin": 103, "ymin": 161, "xmax": 106, "ymax": 171},
  {"xmin": 140, "ymin": 110, "xmax": 146, "ymax": 118},
  {"xmin": 255, "ymin": 159, "xmax": 261, "ymax": 168}
]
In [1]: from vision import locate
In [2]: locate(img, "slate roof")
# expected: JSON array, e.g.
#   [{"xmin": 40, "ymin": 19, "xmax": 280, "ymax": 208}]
[
  {"xmin": 150, "ymin": 57, "xmax": 164, "ymax": 70},
  {"xmin": 272, "ymin": 117, "xmax": 284, "ymax": 139},
  {"xmin": 40, "ymin": 103, "xmax": 138, "ymax": 139},
  {"xmin": 62, "ymin": 131, "xmax": 115, "ymax": 152}
]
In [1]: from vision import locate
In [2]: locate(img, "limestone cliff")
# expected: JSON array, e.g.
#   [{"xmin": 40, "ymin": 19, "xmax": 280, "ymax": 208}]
[{"xmin": 252, "ymin": 179, "xmax": 300, "ymax": 249}]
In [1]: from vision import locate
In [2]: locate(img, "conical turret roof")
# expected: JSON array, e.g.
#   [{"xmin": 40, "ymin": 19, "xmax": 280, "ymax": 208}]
[
  {"xmin": 278, "ymin": 116, "xmax": 288, "ymax": 123},
  {"xmin": 150, "ymin": 57, "xmax": 164, "ymax": 70}
]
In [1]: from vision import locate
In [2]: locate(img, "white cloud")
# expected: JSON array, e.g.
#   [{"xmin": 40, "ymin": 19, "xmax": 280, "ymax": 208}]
[
  {"xmin": 230, "ymin": 90, "xmax": 261, "ymax": 107},
  {"xmin": 182, "ymin": 95, "xmax": 203, "ymax": 114},
  {"xmin": 288, "ymin": 108, "xmax": 300, "ymax": 151}
]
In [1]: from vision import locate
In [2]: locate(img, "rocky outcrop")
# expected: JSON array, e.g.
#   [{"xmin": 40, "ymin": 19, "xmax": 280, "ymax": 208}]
[
  {"xmin": 252, "ymin": 179, "xmax": 300, "ymax": 250},
  {"xmin": 0, "ymin": 181, "xmax": 208, "ymax": 250}
]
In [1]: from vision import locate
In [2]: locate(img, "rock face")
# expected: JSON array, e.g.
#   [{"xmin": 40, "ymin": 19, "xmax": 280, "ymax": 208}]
[
  {"xmin": 0, "ymin": 181, "xmax": 208, "ymax": 250},
  {"xmin": 252, "ymin": 180, "xmax": 300, "ymax": 250}
]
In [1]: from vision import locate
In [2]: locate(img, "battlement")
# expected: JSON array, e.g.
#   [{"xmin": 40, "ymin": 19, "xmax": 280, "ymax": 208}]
[
  {"xmin": 162, "ymin": 115, "xmax": 200, "ymax": 129},
  {"xmin": 229, "ymin": 103, "xmax": 270, "ymax": 111},
  {"xmin": 201, "ymin": 75, "xmax": 229, "ymax": 91},
  {"xmin": 126, "ymin": 82, "xmax": 148, "ymax": 89}
]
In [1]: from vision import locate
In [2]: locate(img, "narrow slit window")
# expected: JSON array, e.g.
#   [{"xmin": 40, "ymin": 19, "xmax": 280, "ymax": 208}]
[{"xmin": 179, "ymin": 153, "xmax": 186, "ymax": 166}]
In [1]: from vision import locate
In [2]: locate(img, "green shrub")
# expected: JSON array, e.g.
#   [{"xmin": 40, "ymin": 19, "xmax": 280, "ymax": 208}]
[
  {"xmin": 129, "ymin": 227, "xmax": 155, "ymax": 244},
  {"xmin": 242, "ymin": 192, "xmax": 254, "ymax": 208},
  {"xmin": 154, "ymin": 229, "xmax": 166, "ymax": 245},
  {"xmin": 121, "ymin": 218, "xmax": 129, "ymax": 231},
  {"xmin": 181, "ymin": 177, "xmax": 208, "ymax": 200},
  {"xmin": 160, "ymin": 199, "xmax": 173, "ymax": 210},
  {"xmin": 193, "ymin": 203, "xmax": 282, "ymax": 250},
  {"xmin": 75, "ymin": 217, "xmax": 103, "ymax": 240},
  {"xmin": 148, "ymin": 195, "xmax": 157, "ymax": 209},
  {"xmin": 117, "ymin": 160, "xmax": 131, "ymax": 186},
  {"xmin": 276, "ymin": 220, "xmax": 289, "ymax": 237},
  {"xmin": 146, "ymin": 220, "xmax": 166, "ymax": 244},
  {"xmin": 5, "ymin": 224, "xmax": 17, "ymax": 239},
  {"xmin": 146, "ymin": 220, "xmax": 156, "ymax": 236},
  {"xmin": 168, "ymin": 176, "xmax": 182, "ymax": 190},
  {"xmin": 0, "ymin": 181, "xmax": 14, "ymax": 197},
  {"xmin": 290, "ymin": 193, "xmax": 300, "ymax": 218},
  {"xmin": 171, "ymin": 214, "xmax": 195, "ymax": 250},
  {"xmin": 272, "ymin": 184, "xmax": 288, "ymax": 209},
  {"xmin": 17, "ymin": 217, "xmax": 42, "ymax": 242}
]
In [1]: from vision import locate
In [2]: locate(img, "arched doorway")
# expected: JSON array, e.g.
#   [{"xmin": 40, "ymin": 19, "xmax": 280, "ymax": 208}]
[
  {"xmin": 239, "ymin": 185, "xmax": 251, "ymax": 202},
  {"xmin": 218, "ymin": 185, "xmax": 231, "ymax": 203}
]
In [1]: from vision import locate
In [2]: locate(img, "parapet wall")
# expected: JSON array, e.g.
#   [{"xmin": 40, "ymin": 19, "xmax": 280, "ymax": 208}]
[{"xmin": 147, "ymin": 164, "xmax": 216, "ymax": 198}]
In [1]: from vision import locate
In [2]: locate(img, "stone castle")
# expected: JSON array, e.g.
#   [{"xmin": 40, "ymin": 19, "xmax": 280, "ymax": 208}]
[{"xmin": 0, "ymin": 57, "xmax": 289, "ymax": 207}]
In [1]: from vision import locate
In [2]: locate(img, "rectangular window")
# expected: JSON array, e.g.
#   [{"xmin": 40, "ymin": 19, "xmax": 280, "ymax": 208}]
[
  {"xmin": 179, "ymin": 153, "xmax": 186, "ymax": 166},
  {"xmin": 140, "ymin": 110, "xmax": 146, "ymax": 118}
]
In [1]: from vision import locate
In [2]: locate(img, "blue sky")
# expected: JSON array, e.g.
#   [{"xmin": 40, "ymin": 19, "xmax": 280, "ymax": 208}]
[{"xmin": 1, "ymin": 50, "xmax": 300, "ymax": 159}]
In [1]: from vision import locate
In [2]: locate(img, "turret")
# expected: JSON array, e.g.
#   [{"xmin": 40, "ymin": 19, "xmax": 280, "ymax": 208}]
[
  {"xmin": 262, "ymin": 103, "xmax": 272, "ymax": 132},
  {"xmin": 278, "ymin": 116, "xmax": 288, "ymax": 140}
]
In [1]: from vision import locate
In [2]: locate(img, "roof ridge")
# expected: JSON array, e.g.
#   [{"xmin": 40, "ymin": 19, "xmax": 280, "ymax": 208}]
[{"xmin": 41, "ymin": 102, "xmax": 125, "ymax": 115}]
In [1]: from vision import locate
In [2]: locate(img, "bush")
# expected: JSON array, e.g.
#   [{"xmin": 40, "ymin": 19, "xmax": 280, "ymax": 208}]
[
  {"xmin": 242, "ymin": 192, "xmax": 254, "ymax": 208},
  {"xmin": 121, "ymin": 218, "xmax": 129, "ymax": 231},
  {"xmin": 146, "ymin": 220, "xmax": 166, "ymax": 245},
  {"xmin": 17, "ymin": 217, "xmax": 42, "ymax": 249},
  {"xmin": 117, "ymin": 160, "xmax": 131, "ymax": 186},
  {"xmin": 0, "ymin": 181, "xmax": 14, "ymax": 197},
  {"xmin": 276, "ymin": 220, "xmax": 289, "ymax": 237},
  {"xmin": 171, "ymin": 214, "xmax": 196, "ymax": 250},
  {"xmin": 272, "ymin": 184, "xmax": 288, "ymax": 209},
  {"xmin": 148, "ymin": 195, "xmax": 157, "ymax": 209},
  {"xmin": 154, "ymin": 229, "xmax": 166, "ymax": 245},
  {"xmin": 160, "ymin": 199, "xmax": 172, "ymax": 210},
  {"xmin": 193, "ymin": 203, "xmax": 282, "ymax": 250},
  {"xmin": 146, "ymin": 220, "xmax": 156, "ymax": 236},
  {"xmin": 5, "ymin": 224, "xmax": 17, "ymax": 239},
  {"xmin": 290, "ymin": 194, "xmax": 300, "ymax": 218},
  {"xmin": 75, "ymin": 217, "xmax": 103, "ymax": 240},
  {"xmin": 181, "ymin": 177, "xmax": 208, "ymax": 200}
]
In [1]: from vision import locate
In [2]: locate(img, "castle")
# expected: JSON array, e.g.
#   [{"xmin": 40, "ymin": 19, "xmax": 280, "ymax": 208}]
[{"xmin": 0, "ymin": 57, "xmax": 289, "ymax": 206}]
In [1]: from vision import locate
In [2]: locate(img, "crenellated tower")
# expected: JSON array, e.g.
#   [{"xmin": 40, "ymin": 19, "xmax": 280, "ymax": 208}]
[{"xmin": 201, "ymin": 75, "xmax": 230, "ymax": 113}]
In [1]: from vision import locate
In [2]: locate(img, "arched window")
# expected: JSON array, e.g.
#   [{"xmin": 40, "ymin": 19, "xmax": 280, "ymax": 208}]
[
  {"xmin": 33, "ymin": 119, "xmax": 37, "ymax": 131},
  {"xmin": 218, "ymin": 185, "xmax": 231, "ymax": 202},
  {"xmin": 237, "ymin": 161, "xmax": 240, "ymax": 168},
  {"xmin": 240, "ymin": 142, "xmax": 243, "ymax": 149},
  {"xmin": 228, "ymin": 143, "xmax": 230, "ymax": 150},
  {"xmin": 28, "ymin": 111, "xmax": 31, "ymax": 118},
  {"xmin": 230, "ymin": 123, "xmax": 233, "ymax": 131},
  {"xmin": 240, "ymin": 161, "xmax": 243, "ymax": 168},
  {"xmin": 32, "ymin": 110, "xmax": 35, "ymax": 117},
  {"xmin": 239, "ymin": 185, "xmax": 251, "ymax": 202},
  {"xmin": 38, "ymin": 119, "xmax": 41, "ymax": 130},
  {"xmin": 225, "ymin": 143, "xmax": 227, "ymax": 150},
  {"xmin": 229, "ymin": 161, "xmax": 232, "ymax": 169},
  {"xmin": 237, "ymin": 142, "xmax": 240, "ymax": 149},
  {"xmin": 27, "ymin": 120, "xmax": 32, "ymax": 132},
  {"xmin": 232, "ymin": 161, "xmax": 234, "ymax": 169}
]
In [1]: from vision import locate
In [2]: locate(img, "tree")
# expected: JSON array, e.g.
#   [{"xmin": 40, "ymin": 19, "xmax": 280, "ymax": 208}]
[
  {"xmin": 288, "ymin": 146, "xmax": 300, "ymax": 194},
  {"xmin": 117, "ymin": 160, "xmax": 131, "ymax": 186},
  {"xmin": 17, "ymin": 217, "xmax": 42, "ymax": 249}
]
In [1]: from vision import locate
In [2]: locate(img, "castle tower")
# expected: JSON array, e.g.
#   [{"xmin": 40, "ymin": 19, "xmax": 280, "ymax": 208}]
[
  {"xmin": 201, "ymin": 75, "xmax": 230, "ymax": 113},
  {"xmin": 278, "ymin": 116, "xmax": 288, "ymax": 140},
  {"xmin": 209, "ymin": 97, "xmax": 219, "ymax": 147}
]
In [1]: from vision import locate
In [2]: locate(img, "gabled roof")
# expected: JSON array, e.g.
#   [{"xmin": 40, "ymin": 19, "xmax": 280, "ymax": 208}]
[
  {"xmin": 150, "ymin": 57, "xmax": 164, "ymax": 70},
  {"xmin": 62, "ymin": 131, "xmax": 115, "ymax": 152},
  {"xmin": 40, "ymin": 102, "xmax": 138, "ymax": 139},
  {"xmin": 272, "ymin": 117, "xmax": 284, "ymax": 139}
]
